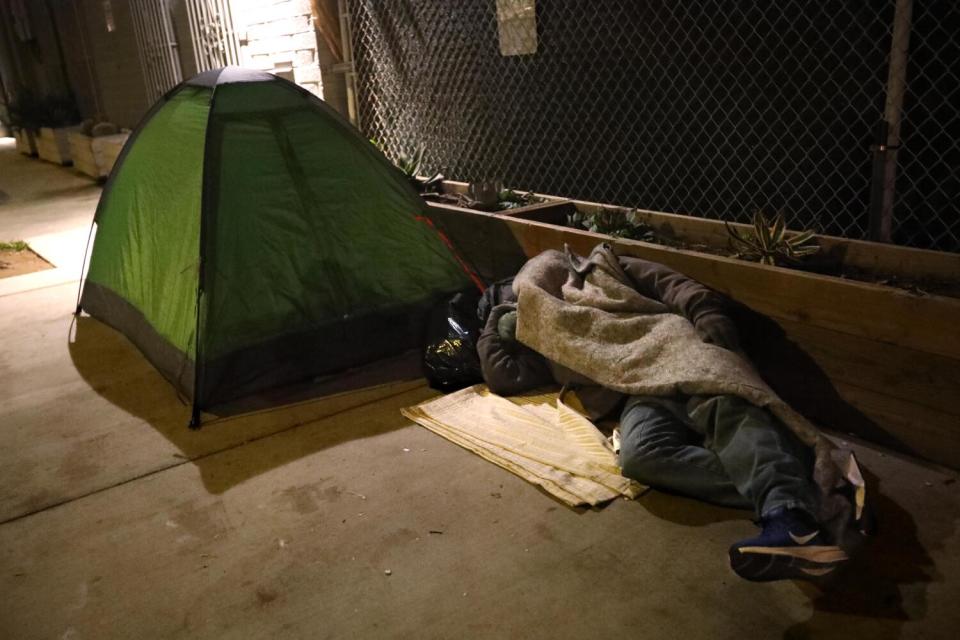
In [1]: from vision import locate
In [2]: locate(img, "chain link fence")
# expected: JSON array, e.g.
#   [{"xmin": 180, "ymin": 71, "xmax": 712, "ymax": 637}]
[
  {"xmin": 348, "ymin": 0, "xmax": 958, "ymax": 252},
  {"xmin": 892, "ymin": 1, "xmax": 959, "ymax": 251}
]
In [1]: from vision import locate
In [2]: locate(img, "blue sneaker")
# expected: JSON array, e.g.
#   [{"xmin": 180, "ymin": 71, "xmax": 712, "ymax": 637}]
[{"xmin": 729, "ymin": 507, "xmax": 848, "ymax": 582}]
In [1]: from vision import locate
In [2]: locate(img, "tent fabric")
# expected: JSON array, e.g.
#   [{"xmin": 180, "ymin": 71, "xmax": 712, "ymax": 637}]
[
  {"xmin": 80, "ymin": 67, "xmax": 473, "ymax": 419},
  {"xmin": 85, "ymin": 85, "xmax": 209, "ymax": 357}
]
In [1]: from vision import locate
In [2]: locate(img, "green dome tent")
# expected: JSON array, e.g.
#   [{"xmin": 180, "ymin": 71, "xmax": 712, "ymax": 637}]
[{"xmin": 78, "ymin": 67, "xmax": 474, "ymax": 426}]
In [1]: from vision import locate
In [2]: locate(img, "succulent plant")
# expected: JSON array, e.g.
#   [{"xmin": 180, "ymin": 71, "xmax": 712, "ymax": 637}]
[
  {"xmin": 456, "ymin": 181, "xmax": 541, "ymax": 212},
  {"xmin": 568, "ymin": 207, "xmax": 658, "ymax": 243},
  {"xmin": 725, "ymin": 211, "xmax": 820, "ymax": 266},
  {"xmin": 496, "ymin": 188, "xmax": 542, "ymax": 210},
  {"xmin": 392, "ymin": 145, "xmax": 443, "ymax": 193}
]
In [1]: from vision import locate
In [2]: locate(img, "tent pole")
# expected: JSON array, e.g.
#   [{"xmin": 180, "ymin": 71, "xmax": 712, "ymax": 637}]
[
  {"xmin": 188, "ymin": 72, "xmax": 225, "ymax": 431},
  {"xmin": 73, "ymin": 220, "xmax": 96, "ymax": 315},
  {"xmin": 189, "ymin": 405, "xmax": 202, "ymax": 429}
]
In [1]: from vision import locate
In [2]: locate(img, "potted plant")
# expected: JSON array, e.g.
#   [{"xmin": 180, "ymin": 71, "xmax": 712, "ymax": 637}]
[
  {"xmin": 35, "ymin": 93, "xmax": 82, "ymax": 165},
  {"xmin": 0, "ymin": 102, "xmax": 10, "ymax": 138},
  {"xmin": 7, "ymin": 87, "xmax": 42, "ymax": 156},
  {"xmin": 67, "ymin": 119, "xmax": 127, "ymax": 180}
]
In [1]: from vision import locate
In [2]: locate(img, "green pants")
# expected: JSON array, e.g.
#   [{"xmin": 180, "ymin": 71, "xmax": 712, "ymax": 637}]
[{"xmin": 618, "ymin": 395, "xmax": 818, "ymax": 518}]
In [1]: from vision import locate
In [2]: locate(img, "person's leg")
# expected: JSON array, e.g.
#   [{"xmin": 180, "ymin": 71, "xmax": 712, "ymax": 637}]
[
  {"xmin": 688, "ymin": 395, "xmax": 818, "ymax": 518},
  {"xmin": 687, "ymin": 395, "xmax": 846, "ymax": 582},
  {"xmin": 618, "ymin": 396, "xmax": 752, "ymax": 510}
]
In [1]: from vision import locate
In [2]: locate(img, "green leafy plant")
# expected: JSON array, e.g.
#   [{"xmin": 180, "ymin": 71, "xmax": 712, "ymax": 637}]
[
  {"xmin": 725, "ymin": 211, "xmax": 820, "ymax": 266},
  {"xmin": 394, "ymin": 146, "xmax": 443, "ymax": 193},
  {"xmin": 568, "ymin": 207, "xmax": 658, "ymax": 242},
  {"xmin": 6, "ymin": 86, "xmax": 44, "ymax": 130},
  {"xmin": 0, "ymin": 240, "xmax": 29, "ymax": 252},
  {"xmin": 496, "ymin": 189, "xmax": 542, "ymax": 210},
  {"xmin": 7, "ymin": 89, "xmax": 80, "ymax": 130},
  {"xmin": 41, "ymin": 93, "xmax": 80, "ymax": 128}
]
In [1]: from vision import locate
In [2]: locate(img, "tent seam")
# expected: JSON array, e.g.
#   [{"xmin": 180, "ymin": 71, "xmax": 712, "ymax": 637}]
[{"xmin": 189, "ymin": 81, "xmax": 222, "ymax": 427}]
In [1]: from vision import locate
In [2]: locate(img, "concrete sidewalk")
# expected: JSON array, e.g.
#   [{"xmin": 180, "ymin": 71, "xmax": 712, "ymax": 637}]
[
  {"xmin": 0, "ymin": 138, "xmax": 99, "ymax": 297},
  {"xmin": 1, "ymin": 137, "xmax": 959, "ymax": 639}
]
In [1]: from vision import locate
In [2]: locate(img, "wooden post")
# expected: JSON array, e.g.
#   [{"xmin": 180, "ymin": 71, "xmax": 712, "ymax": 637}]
[
  {"xmin": 336, "ymin": 0, "xmax": 359, "ymax": 127},
  {"xmin": 869, "ymin": 0, "xmax": 913, "ymax": 243},
  {"xmin": 310, "ymin": 0, "xmax": 343, "ymax": 64}
]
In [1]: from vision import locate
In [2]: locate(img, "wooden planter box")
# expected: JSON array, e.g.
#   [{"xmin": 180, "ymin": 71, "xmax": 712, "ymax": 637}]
[
  {"xmin": 68, "ymin": 131, "xmax": 129, "ymax": 179},
  {"xmin": 97, "ymin": 133, "xmax": 128, "ymax": 177},
  {"xmin": 423, "ymin": 181, "xmax": 578, "ymax": 222},
  {"xmin": 425, "ymin": 186, "xmax": 960, "ymax": 470},
  {"xmin": 36, "ymin": 126, "xmax": 81, "ymax": 165},
  {"xmin": 14, "ymin": 128, "xmax": 37, "ymax": 156}
]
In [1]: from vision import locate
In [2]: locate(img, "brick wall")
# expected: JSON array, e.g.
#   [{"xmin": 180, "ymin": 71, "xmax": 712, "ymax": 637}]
[{"xmin": 234, "ymin": 0, "xmax": 325, "ymax": 96}]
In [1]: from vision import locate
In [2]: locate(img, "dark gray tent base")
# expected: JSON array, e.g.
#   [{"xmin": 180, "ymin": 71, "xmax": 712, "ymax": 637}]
[
  {"xmin": 197, "ymin": 301, "xmax": 438, "ymax": 410},
  {"xmin": 209, "ymin": 349, "xmax": 423, "ymax": 418},
  {"xmin": 81, "ymin": 282, "xmax": 441, "ymax": 425},
  {"xmin": 81, "ymin": 281, "xmax": 196, "ymax": 401}
]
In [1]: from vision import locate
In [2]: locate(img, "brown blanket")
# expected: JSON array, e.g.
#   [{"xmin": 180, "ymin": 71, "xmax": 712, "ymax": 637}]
[{"xmin": 513, "ymin": 243, "xmax": 867, "ymax": 546}]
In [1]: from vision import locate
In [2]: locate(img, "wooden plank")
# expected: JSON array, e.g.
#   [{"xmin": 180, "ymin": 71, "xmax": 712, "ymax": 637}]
[
  {"xmin": 830, "ymin": 382, "xmax": 960, "ymax": 467},
  {"xmin": 499, "ymin": 199, "xmax": 575, "ymax": 224},
  {"xmin": 36, "ymin": 127, "xmax": 78, "ymax": 165},
  {"xmin": 14, "ymin": 128, "xmax": 37, "ymax": 155},
  {"xmin": 310, "ymin": 0, "xmax": 343, "ymax": 62},
  {"xmin": 478, "ymin": 213, "xmax": 960, "ymax": 360},
  {"xmin": 772, "ymin": 318, "xmax": 960, "ymax": 417},
  {"xmin": 568, "ymin": 199, "xmax": 960, "ymax": 283},
  {"xmin": 425, "ymin": 203, "xmax": 530, "ymax": 285},
  {"xmin": 427, "ymin": 195, "xmax": 573, "ymax": 223},
  {"xmin": 734, "ymin": 312, "xmax": 960, "ymax": 467},
  {"xmin": 67, "ymin": 132, "xmax": 101, "ymax": 179},
  {"xmin": 439, "ymin": 180, "xmax": 960, "ymax": 284},
  {"xmin": 93, "ymin": 133, "xmax": 128, "ymax": 175}
]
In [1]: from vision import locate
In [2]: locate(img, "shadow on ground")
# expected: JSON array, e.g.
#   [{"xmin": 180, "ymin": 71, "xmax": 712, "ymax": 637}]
[
  {"xmin": 639, "ymin": 489, "xmax": 750, "ymax": 526},
  {"xmin": 785, "ymin": 473, "xmax": 943, "ymax": 639},
  {"xmin": 68, "ymin": 315, "xmax": 434, "ymax": 494},
  {"xmin": 641, "ymin": 475, "xmax": 940, "ymax": 639}
]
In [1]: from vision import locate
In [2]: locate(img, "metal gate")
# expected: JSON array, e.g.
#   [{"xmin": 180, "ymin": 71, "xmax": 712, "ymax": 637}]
[
  {"xmin": 130, "ymin": 0, "xmax": 183, "ymax": 102},
  {"xmin": 185, "ymin": 0, "xmax": 241, "ymax": 73}
]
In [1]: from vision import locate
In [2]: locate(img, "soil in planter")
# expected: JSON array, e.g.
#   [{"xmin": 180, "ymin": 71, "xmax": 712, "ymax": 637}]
[
  {"xmin": 0, "ymin": 242, "xmax": 53, "ymax": 279},
  {"xmin": 422, "ymin": 190, "xmax": 545, "ymax": 212},
  {"xmin": 564, "ymin": 214, "xmax": 960, "ymax": 299},
  {"xmin": 834, "ymin": 267, "xmax": 960, "ymax": 299}
]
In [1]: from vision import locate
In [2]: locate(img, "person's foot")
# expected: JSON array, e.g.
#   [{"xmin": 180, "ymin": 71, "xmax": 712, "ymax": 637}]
[{"xmin": 729, "ymin": 507, "xmax": 848, "ymax": 582}]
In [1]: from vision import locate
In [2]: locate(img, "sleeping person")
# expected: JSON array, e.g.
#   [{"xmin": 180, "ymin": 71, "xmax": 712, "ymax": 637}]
[{"xmin": 475, "ymin": 243, "xmax": 860, "ymax": 583}]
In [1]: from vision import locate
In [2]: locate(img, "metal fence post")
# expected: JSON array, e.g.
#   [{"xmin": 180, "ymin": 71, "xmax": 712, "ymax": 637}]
[
  {"xmin": 336, "ymin": 0, "xmax": 359, "ymax": 128},
  {"xmin": 868, "ymin": 0, "xmax": 913, "ymax": 243}
]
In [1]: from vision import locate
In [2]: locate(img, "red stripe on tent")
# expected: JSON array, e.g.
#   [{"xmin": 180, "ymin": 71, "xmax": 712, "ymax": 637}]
[{"xmin": 415, "ymin": 215, "xmax": 486, "ymax": 292}]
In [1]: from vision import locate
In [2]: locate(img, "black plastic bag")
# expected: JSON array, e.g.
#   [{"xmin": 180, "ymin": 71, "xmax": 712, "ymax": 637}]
[{"xmin": 423, "ymin": 290, "xmax": 484, "ymax": 392}]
